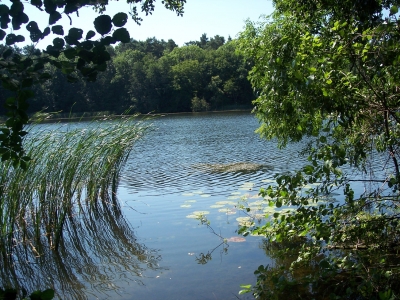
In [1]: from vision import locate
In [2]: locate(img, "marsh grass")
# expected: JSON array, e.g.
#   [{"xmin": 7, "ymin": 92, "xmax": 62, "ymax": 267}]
[{"xmin": 0, "ymin": 115, "xmax": 157, "ymax": 296}]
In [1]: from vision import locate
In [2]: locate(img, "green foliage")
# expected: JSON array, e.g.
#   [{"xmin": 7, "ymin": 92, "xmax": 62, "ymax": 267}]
[
  {"xmin": 0, "ymin": 288, "xmax": 54, "ymax": 300},
  {"xmin": 0, "ymin": 0, "xmax": 186, "ymax": 166},
  {"xmin": 238, "ymin": 0, "xmax": 400, "ymax": 298}
]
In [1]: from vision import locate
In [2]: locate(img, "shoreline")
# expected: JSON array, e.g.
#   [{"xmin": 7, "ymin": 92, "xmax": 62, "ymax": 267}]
[{"xmin": 26, "ymin": 109, "xmax": 253, "ymax": 124}]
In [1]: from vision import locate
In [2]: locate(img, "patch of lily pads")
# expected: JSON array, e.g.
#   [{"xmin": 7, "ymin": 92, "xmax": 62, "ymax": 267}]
[{"xmin": 186, "ymin": 211, "xmax": 210, "ymax": 219}]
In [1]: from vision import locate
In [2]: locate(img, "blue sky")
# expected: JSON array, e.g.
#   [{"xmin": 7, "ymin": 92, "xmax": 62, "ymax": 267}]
[{"xmin": 4, "ymin": 0, "xmax": 274, "ymax": 47}]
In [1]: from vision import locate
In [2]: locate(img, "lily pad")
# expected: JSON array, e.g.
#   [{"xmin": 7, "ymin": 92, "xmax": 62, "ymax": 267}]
[
  {"xmin": 192, "ymin": 211, "xmax": 210, "ymax": 216},
  {"xmin": 263, "ymin": 207, "xmax": 276, "ymax": 213},
  {"xmin": 218, "ymin": 208, "xmax": 236, "ymax": 215},
  {"xmin": 248, "ymin": 200, "xmax": 264, "ymax": 207},
  {"xmin": 186, "ymin": 214, "xmax": 199, "ymax": 219},
  {"xmin": 185, "ymin": 200, "xmax": 197, "ymax": 203},
  {"xmin": 200, "ymin": 194, "xmax": 211, "ymax": 198},
  {"xmin": 180, "ymin": 204, "xmax": 191, "ymax": 208},
  {"xmin": 215, "ymin": 201, "xmax": 236, "ymax": 206},
  {"xmin": 236, "ymin": 217, "xmax": 253, "ymax": 226},
  {"xmin": 210, "ymin": 204, "xmax": 225, "ymax": 208},
  {"xmin": 182, "ymin": 193, "xmax": 195, "ymax": 196}
]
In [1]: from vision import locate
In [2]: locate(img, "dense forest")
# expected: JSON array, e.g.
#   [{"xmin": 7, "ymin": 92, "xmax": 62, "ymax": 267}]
[{"xmin": 0, "ymin": 34, "xmax": 254, "ymax": 116}]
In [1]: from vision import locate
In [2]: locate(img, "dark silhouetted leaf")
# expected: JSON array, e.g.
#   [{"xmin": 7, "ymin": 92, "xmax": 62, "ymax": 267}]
[
  {"xmin": 53, "ymin": 37, "xmax": 64, "ymax": 49},
  {"xmin": 64, "ymin": 3, "xmax": 78, "ymax": 14},
  {"xmin": 113, "ymin": 27, "xmax": 130, "ymax": 43},
  {"xmin": 9, "ymin": 2, "xmax": 24, "ymax": 18},
  {"xmin": 68, "ymin": 27, "xmax": 83, "ymax": 40},
  {"xmin": 0, "ymin": 29, "xmax": 5, "ymax": 40},
  {"xmin": 44, "ymin": 0, "xmax": 56, "ymax": 13},
  {"xmin": 22, "ymin": 78, "xmax": 33, "ymax": 88},
  {"xmin": 5, "ymin": 33, "xmax": 16, "ymax": 45},
  {"xmin": 86, "ymin": 30, "xmax": 95, "ymax": 40},
  {"xmin": 112, "ymin": 12, "xmax": 128, "ymax": 27},
  {"xmin": 51, "ymin": 25, "xmax": 63, "ymax": 35},
  {"xmin": 96, "ymin": 62, "xmax": 107, "ymax": 71},
  {"xmin": 49, "ymin": 11, "xmax": 61, "ymax": 25},
  {"xmin": 1, "ymin": 14, "xmax": 10, "ymax": 29},
  {"xmin": 100, "ymin": 36, "xmax": 116, "ymax": 45},
  {"xmin": 42, "ymin": 26, "xmax": 50, "ymax": 37},
  {"xmin": 0, "ymin": 4, "xmax": 10, "ymax": 16},
  {"xmin": 2, "ymin": 48, "xmax": 12, "ymax": 58},
  {"xmin": 63, "ymin": 47, "xmax": 76, "ymax": 59},
  {"xmin": 81, "ymin": 40, "xmax": 93, "ymax": 50},
  {"xmin": 30, "ymin": 0, "xmax": 42, "ymax": 8},
  {"xmin": 26, "ymin": 21, "xmax": 39, "ymax": 32},
  {"xmin": 94, "ymin": 15, "xmax": 112, "ymax": 35}
]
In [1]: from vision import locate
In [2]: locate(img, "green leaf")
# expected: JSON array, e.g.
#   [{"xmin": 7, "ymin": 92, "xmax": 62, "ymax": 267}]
[
  {"xmin": 40, "ymin": 289, "xmax": 55, "ymax": 300},
  {"xmin": 390, "ymin": 5, "xmax": 398, "ymax": 15},
  {"xmin": 319, "ymin": 260, "xmax": 331, "ymax": 269},
  {"xmin": 94, "ymin": 15, "xmax": 112, "ymax": 35},
  {"xmin": 113, "ymin": 27, "xmax": 130, "ymax": 43},
  {"xmin": 0, "ymin": 29, "xmax": 5, "ymax": 41},
  {"xmin": 112, "ymin": 12, "xmax": 128, "ymax": 27}
]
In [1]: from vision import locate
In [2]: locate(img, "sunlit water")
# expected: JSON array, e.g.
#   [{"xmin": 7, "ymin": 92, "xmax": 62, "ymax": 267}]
[
  {"xmin": 111, "ymin": 111, "xmax": 307, "ymax": 300},
  {"xmin": 21, "ymin": 111, "xmax": 387, "ymax": 299}
]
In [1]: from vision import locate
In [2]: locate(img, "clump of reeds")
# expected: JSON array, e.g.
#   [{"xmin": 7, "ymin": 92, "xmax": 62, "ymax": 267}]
[{"xmin": 0, "ymin": 114, "xmax": 150, "ymax": 264}]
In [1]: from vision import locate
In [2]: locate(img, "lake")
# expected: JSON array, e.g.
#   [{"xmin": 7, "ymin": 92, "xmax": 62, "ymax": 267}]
[
  {"xmin": 105, "ymin": 111, "xmax": 306, "ymax": 300},
  {"xmin": 7, "ymin": 111, "xmax": 375, "ymax": 299}
]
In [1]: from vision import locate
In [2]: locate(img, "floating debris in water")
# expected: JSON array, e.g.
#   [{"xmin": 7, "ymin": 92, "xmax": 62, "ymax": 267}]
[
  {"xmin": 225, "ymin": 237, "xmax": 246, "ymax": 243},
  {"xmin": 193, "ymin": 162, "xmax": 272, "ymax": 173},
  {"xmin": 180, "ymin": 204, "xmax": 191, "ymax": 208}
]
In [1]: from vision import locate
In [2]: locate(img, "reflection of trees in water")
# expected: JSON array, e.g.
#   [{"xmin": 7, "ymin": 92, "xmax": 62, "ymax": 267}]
[{"xmin": 0, "ymin": 196, "xmax": 162, "ymax": 299}]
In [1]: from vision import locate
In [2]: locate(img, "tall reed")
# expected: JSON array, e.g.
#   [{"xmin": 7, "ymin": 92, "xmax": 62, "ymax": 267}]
[{"xmin": 0, "ymin": 115, "xmax": 151, "ymax": 271}]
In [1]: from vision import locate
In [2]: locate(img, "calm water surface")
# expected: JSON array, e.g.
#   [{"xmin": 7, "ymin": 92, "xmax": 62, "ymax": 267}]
[{"xmin": 108, "ymin": 111, "xmax": 306, "ymax": 300}]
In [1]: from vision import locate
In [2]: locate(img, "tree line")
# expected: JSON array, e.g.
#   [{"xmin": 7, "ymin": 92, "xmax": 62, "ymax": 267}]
[{"xmin": 1, "ymin": 34, "xmax": 254, "ymax": 116}]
